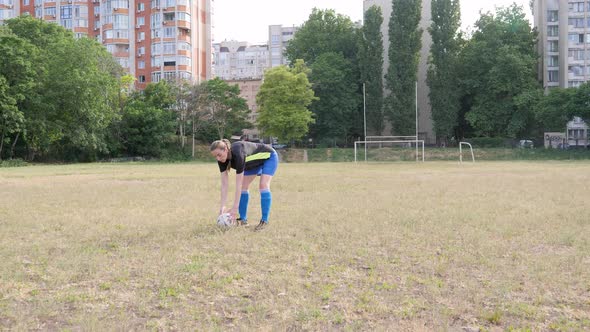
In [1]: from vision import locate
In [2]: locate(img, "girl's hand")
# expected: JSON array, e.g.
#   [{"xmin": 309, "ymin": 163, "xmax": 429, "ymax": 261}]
[
  {"xmin": 229, "ymin": 206, "xmax": 238, "ymax": 221},
  {"xmin": 219, "ymin": 206, "xmax": 227, "ymax": 215}
]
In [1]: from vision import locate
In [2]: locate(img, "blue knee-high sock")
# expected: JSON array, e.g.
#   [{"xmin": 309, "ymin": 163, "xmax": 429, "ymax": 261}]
[
  {"xmin": 260, "ymin": 189, "xmax": 272, "ymax": 223},
  {"xmin": 239, "ymin": 191, "xmax": 249, "ymax": 220}
]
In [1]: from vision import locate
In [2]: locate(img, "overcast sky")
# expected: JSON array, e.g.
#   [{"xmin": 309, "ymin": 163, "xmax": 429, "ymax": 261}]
[{"xmin": 213, "ymin": 0, "xmax": 533, "ymax": 44}]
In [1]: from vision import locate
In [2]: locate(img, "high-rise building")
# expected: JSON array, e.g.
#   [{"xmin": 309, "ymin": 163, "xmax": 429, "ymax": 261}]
[
  {"xmin": 213, "ymin": 40, "xmax": 268, "ymax": 80},
  {"xmin": 1, "ymin": 0, "xmax": 212, "ymax": 89},
  {"xmin": 268, "ymin": 24, "xmax": 298, "ymax": 67},
  {"xmin": 533, "ymin": 0, "xmax": 590, "ymax": 90},
  {"xmin": 363, "ymin": 0, "xmax": 434, "ymax": 143}
]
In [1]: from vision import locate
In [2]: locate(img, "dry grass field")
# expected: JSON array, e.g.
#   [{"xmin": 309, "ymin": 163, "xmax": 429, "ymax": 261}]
[{"xmin": 1, "ymin": 161, "xmax": 589, "ymax": 331}]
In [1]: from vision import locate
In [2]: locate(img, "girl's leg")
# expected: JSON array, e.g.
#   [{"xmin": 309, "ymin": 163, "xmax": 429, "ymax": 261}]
[
  {"xmin": 239, "ymin": 175, "xmax": 257, "ymax": 221},
  {"xmin": 258, "ymin": 151, "xmax": 278, "ymax": 225},
  {"xmin": 259, "ymin": 175, "xmax": 273, "ymax": 223}
]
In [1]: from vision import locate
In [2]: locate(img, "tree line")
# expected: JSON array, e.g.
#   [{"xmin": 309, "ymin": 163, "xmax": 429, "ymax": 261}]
[
  {"xmin": 269, "ymin": 1, "xmax": 590, "ymax": 147},
  {"xmin": 0, "ymin": 16, "xmax": 250, "ymax": 162},
  {"xmin": 3, "ymin": 3, "xmax": 590, "ymax": 162}
]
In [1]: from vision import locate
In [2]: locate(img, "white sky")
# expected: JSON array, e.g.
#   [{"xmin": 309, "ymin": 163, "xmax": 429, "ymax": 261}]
[{"xmin": 213, "ymin": 0, "xmax": 533, "ymax": 44}]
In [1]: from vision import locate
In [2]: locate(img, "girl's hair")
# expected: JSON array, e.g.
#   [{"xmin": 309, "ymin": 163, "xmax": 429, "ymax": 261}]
[{"xmin": 210, "ymin": 139, "xmax": 232, "ymax": 172}]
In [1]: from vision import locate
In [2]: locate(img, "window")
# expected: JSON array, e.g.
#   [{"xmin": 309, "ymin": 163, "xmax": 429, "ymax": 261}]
[
  {"xmin": 61, "ymin": 6, "xmax": 72, "ymax": 19},
  {"xmin": 569, "ymin": 65, "xmax": 583, "ymax": 76},
  {"xmin": 74, "ymin": 19, "xmax": 88, "ymax": 28},
  {"xmin": 570, "ymin": 2, "xmax": 585, "ymax": 12},
  {"xmin": 548, "ymin": 25, "xmax": 558, "ymax": 37},
  {"xmin": 164, "ymin": 26, "xmax": 175, "ymax": 37},
  {"xmin": 549, "ymin": 41, "xmax": 558, "ymax": 52},
  {"xmin": 137, "ymin": 3, "xmax": 144, "ymax": 11},
  {"xmin": 137, "ymin": 16, "xmax": 145, "ymax": 26},
  {"xmin": 150, "ymin": 13, "xmax": 161, "ymax": 28},
  {"xmin": 569, "ymin": 49, "xmax": 584, "ymax": 60},
  {"xmin": 117, "ymin": 57, "xmax": 129, "ymax": 68},
  {"xmin": 61, "ymin": 19, "xmax": 73, "ymax": 29},
  {"xmin": 138, "ymin": 75, "xmax": 146, "ymax": 83},
  {"xmin": 138, "ymin": 61, "xmax": 145, "ymax": 69},
  {"xmin": 113, "ymin": 14, "xmax": 128, "ymax": 29},
  {"xmin": 548, "ymin": 10, "xmax": 558, "ymax": 22},
  {"xmin": 548, "ymin": 70, "xmax": 559, "ymax": 82},
  {"xmin": 164, "ymin": 61, "xmax": 175, "ymax": 66},
  {"xmin": 177, "ymin": 41, "xmax": 190, "ymax": 51},
  {"xmin": 569, "ymin": 18, "xmax": 585, "ymax": 28},
  {"xmin": 569, "ymin": 80, "xmax": 582, "ymax": 88},
  {"xmin": 112, "ymin": 0, "xmax": 129, "ymax": 9},
  {"xmin": 271, "ymin": 35, "xmax": 280, "ymax": 45},
  {"xmin": 163, "ymin": 12, "xmax": 175, "ymax": 21},
  {"xmin": 549, "ymin": 55, "xmax": 558, "ymax": 67},
  {"xmin": 94, "ymin": 6, "xmax": 99, "ymax": 15},
  {"xmin": 24, "ymin": 0, "xmax": 29, "ymax": 5},
  {"xmin": 138, "ymin": 46, "xmax": 145, "ymax": 55},
  {"xmin": 271, "ymin": 47, "xmax": 281, "ymax": 56},
  {"xmin": 35, "ymin": 7, "xmax": 42, "ymax": 17},
  {"xmin": 177, "ymin": 12, "xmax": 190, "ymax": 22},
  {"xmin": 137, "ymin": 31, "xmax": 145, "ymax": 41},
  {"xmin": 45, "ymin": 7, "xmax": 56, "ymax": 16},
  {"xmin": 73, "ymin": 5, "xmax": 88, "ymax": 17}
]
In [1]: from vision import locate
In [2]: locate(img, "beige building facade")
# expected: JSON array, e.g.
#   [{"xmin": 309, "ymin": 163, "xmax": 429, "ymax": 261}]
[
  {"xmin": 268, "ymin": 24, "xmax": 298, "ymax": 67},
  {"xmin": 225, "ymin": 79, "xmax": 263, "ymax": 140},
  {"xmin": 213, "ymin": 40, "xmax": 269, "ymax": 80},
  {"xmin": 363, "ymin": 0, "xmax": 434, "ymax": 143},
  {"xmin": 533, "ymin": 0, "xmax": 590, "ymax": 90}
]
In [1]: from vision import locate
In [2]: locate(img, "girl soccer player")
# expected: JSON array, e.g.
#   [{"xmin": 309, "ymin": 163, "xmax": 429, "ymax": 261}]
[{"xmin": 210, "ymin": 139, "xmax": 279, "ymax": 231}]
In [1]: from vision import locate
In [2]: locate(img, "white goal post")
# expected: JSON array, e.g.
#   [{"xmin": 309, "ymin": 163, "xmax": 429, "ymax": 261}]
[
  {"xmin": 354, "ymin": 140, "xmax": 425, "ymax": 163},
  {"xmin": 459, "ymin": 142, "xmax": 475, "ymax": 163}
]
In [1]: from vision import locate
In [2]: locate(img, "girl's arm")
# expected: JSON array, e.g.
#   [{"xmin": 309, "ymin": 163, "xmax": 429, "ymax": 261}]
[
  {"xmin": 219, "ymin": 171, "xmax": 229, "ymax": 214},
  {"xmin": 230, "ymin": 172, "xmax": 244, "ymax": 220}
]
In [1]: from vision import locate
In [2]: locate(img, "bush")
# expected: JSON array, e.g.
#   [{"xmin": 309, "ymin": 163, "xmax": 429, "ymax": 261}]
[
  {"xmin": 0, "ymin": 159, "xmax": 28, "ymax": 167},
  {"xmin": 465, "ymin": 137, "xmax": 512, "ymax": 148}
]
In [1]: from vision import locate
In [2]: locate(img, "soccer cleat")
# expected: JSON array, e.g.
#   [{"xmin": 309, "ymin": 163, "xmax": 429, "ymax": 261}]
[
  {"xmin": 236, "ymin": 218, "xmax": 249, "ymax": 227},
  {"xmin": 254, "ymin": 220, "xmax": 268, "ymax": 231}
]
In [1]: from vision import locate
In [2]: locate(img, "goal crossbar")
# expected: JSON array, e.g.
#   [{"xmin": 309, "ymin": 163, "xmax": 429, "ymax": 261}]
[{"xmin": 354, "ymin": 140, "xmax": 425, "ymax": 163}]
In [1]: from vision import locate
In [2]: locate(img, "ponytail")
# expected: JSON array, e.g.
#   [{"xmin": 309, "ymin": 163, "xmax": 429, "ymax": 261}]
[{"xmin": 210, "ymin": 139, "xmax": 232, "ymax": 172}]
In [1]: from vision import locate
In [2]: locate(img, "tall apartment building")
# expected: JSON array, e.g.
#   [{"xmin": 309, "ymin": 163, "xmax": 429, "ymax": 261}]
[
  {"xmin": 213, "ymin": 40, "xmax": 268, "ymax": 80},
  {"xmin": 0, "ymin": 0, "xmax": 212, "ymax": 89},
  {"xmin": 533, "ymin": 0, "xmax": 590, "ymax": 90},
  {"xmin": 363, "ymin": 0, "xmax": 434, "ymax": 143},
  {"xmin": 268, "ymin": 24, "xmax": 298, "ymax": 67}
]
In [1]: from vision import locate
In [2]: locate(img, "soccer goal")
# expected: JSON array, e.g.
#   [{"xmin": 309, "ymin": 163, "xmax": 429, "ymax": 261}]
[
  {"xmin": 459, "ymin": 142, "xmax": 475, "ymax": 163},
  {"xmin": 354, "ymin": 139, "xmax": 425, "ymax": 162}
]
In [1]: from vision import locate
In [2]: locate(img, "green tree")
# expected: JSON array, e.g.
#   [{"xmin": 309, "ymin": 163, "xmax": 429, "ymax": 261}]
[
  {"xmin": 5, "ymin": 16, "xmax": 121, "ymax": 161},
  {"xmin": 386, "ymin": 0, "xmax": 423, "ymax": 135},
  {"xmin": 0, "ymin": 26, "xmax": 36, "ymax": 160},
  {"xmin": 285, "ymin": 8, "xmax": 363, "ymax": 144},
  {"xmin": 256, "ymin": 61, "xmax": 316, "ymax": 142},
  {"xmin": 285, "ymin": 8, "xmax": 358, "ymax": 66},
  {"xmin": 358, "ymin": 5, "xmax": 385, "ymax": 135},
  {"xmin": 119, "ymin": 96, "xmax": 176, "ymax": 157},
  {"xmin": 458, "ymin": 4, "xmax": 541, "ymax": 138},
  {"xmin": 309, "ymin": 53, "xmax": 360, "ymax": 142},
  {"xmin": 202, "ymin": 78, "xmax": 250, "ymax": 139},
  {"xmin": 427, "ymin": 0, "xmax": 462, "ymax": 144}
]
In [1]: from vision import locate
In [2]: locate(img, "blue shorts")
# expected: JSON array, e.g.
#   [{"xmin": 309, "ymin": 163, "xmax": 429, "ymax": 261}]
[{"xmin": 244, "ymin": 150, "xmax": 279, "ymax": 176}]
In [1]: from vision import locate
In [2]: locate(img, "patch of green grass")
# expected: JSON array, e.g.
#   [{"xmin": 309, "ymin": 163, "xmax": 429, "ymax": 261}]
[{"xmin": 483, "ymin": 309, "xmax": 503, "ymax": 325}]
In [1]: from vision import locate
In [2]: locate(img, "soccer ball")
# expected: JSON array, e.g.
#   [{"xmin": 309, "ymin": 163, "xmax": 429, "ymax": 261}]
[{"xmin": 216, "ymin": 213, "xmax": 233, "ymax": 227}]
